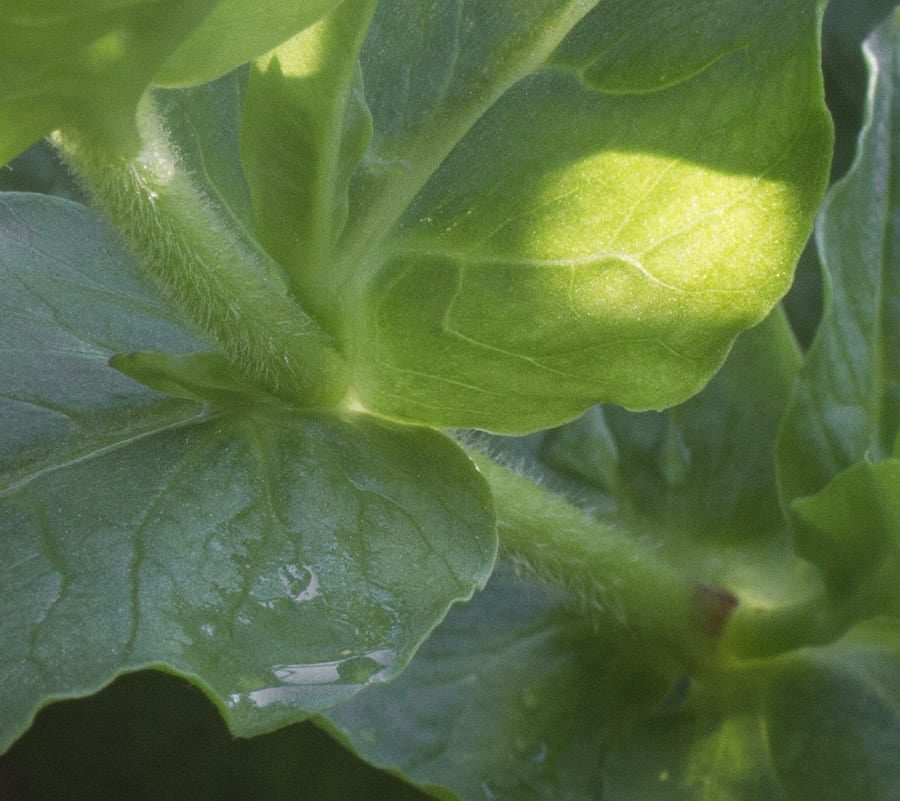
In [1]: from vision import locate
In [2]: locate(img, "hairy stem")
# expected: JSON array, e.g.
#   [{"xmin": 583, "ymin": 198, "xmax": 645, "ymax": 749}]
[
  {"xmin": 52, "ymin": 92, "xmax": 349, "ymax": 408},
  {"xmin": 468, "ymin": 450, "xmax": 739, "ymax": 671}
]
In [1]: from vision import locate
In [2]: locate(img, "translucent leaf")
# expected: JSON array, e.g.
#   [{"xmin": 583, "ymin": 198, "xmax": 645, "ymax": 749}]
[
  {"xmin": 328, "ymin": 0, "xmax": 831, "ymax": 431},
  {"xmin": 240, "ymin": 0, "xmax": 377, "ymax": 326},
  {"xmin": 0, "ymin": 1, "xmax": 352, "ymax": 166},
  {"xmin": 154, "ymin": 0, "xmax": 345, "ymax": 87},
  {"xmin": 0, "ymin": 1, "xmax": 218, "ymax": 162}
]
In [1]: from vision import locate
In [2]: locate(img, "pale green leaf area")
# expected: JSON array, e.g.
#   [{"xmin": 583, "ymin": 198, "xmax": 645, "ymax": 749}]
[
  {"xmin": 0, "ymin": 193, "xmax": 496, "ymax": 752},
  {"xmin": 240, "ymin": 0, "xmax": 378, "ymax": 320},
  {"xmin": 779, "ymin": 12, "xmax": 900, "ymax": 507},
  {"xmin": 0, "ymin": 1, "xmax": 218, "ymax": 164},
  {"xmin": 325, "ymin": 567, "xmax": 900, "ymax": 801},
  {"xmin": 331, "ymin": 0, "xmax": 831, "ymax": 432},
  {"xmin": 239, "ymin": 0, "xmax": 598, "ymax": 335},
  {"xmin": 153, "ymin": 0, "xmax": 346, "ymax": 87}
]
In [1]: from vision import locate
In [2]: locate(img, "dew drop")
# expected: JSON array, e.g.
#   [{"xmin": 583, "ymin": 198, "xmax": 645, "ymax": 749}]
[
  {"xmin": 531, "ymin": 742, "xmax": 549, "ymax": 765},
  {"xmin": 278, "ymin": 563, "xmax": 321, "ymax": 603}
]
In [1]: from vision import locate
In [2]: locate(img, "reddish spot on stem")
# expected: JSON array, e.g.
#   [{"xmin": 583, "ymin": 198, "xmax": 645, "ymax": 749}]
[{"xmin": 693, "ymin": 583, "xmax": 739, "ymax": 637}]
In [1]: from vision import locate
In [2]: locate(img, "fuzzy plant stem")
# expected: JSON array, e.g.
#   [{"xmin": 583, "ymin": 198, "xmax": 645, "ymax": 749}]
[
  {"xmin": 468, "ymin": 451, "xmax": 739, "ymax": 672},
  {"xmin": 52, "ymin": 92, "xmax": 349, "ymax": 408},
  {"xmin": 471, "ymin": 449, "xmax": 898, "ymax": 666}
]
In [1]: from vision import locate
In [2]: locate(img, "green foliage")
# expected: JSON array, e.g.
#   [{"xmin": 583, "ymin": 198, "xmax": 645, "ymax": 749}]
[
  {"xmin": 0, "ymin": 194, "xmax": 494, "ymax": 750},
  {"xmin": 1, "ymin": 1, "xmax": 898, "ymax": 800},
  {"xmin": 338, "ymin": 0, "xmax": 831, "ymax": 430}
]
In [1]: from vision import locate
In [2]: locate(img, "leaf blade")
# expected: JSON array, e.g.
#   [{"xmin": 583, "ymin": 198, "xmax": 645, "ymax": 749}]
[
  {"xmin": 341, "ymin": 0, "xmax": 831, "ymax": 431},
  {"xmin": 778, "ymin": 10, "xmax": 900, "ymax": 507},
  {"xmin": 0, "ymin": 194, "xmax": 497, "ymax": 752}
]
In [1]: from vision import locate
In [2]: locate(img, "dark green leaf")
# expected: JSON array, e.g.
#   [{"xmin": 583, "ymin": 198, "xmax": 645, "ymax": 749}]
[
  {"xmin": 606, "ymin": 619, "xmax": 900, "ymax": 801},
  {"xmin": 324, "ymin": 563, "xmax": 672, "ymax": 801},
  {"xmin": 0, "ymin": 194, "xmax": 496, "ymax": 751},
  {"xmin": 762, "ymin": 620, "xmax": 900, "ymax": 801},
  {"xmin": 0, "ymin": 192, "xmax": 208, "ymax": 486},
  {"xmin": 326, "ymin": 567, "xmax": 900, "ymax": 801},
  {"xmin": 1, "ymin": 410, "xmax": 496, "ymax": 752},
  {"xmin": 778, "ymin": 11, "xmax": 900, "ymax": 508},
  {"xmin": 822, "ymin": 0, "xmax": 898, "ymax": 178}
]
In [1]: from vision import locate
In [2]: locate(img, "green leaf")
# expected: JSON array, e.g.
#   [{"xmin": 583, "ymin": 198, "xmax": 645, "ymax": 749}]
[
  {"xmin": 0, "ymin": 1, "xmax": 347, "ymax": 166},
  {"xmin": 0, "ymin": 1, "xmax": 218, "ymax": 163},
  {"xmin": 605, "ymin": 619, "xmax": 900, "ymax": 801},
  {"xmin": 329, "ymin": 0, "xmax": 831, "ymax": 432},
  {"xmin": 542, "ymin": 310, "xmax": 808, "ymax": 606},
  {"xmin": 240, "ymin": 0, "xmax": 377, "ymax": 324},
  {"xmin": 153, "ymin": 0, "xmax": 346, "ymax": 87},
  {"xmin": 323, "ymin": 563, "xmax": 672, "ymax": 801},
  {"xmin": 0, "ymin": 194, "xmax": 496, "ymax": 752},
  {"xmin": 792, "ymin": 457, "xmax": 900, "ymax": 608},
  {"xmin": 761, "ymin": 620, "xmax": 900, "ymax": 801},
  {"xmin": 778, "ymin": 11, "xmax": 900, "ymax": 507},
  {"xmin": 1, "ymin": 410, "xmax": 496, "ymax": 752},
  {"xmin": 325, "ymin": 566, "xmax": 900, "ymax": 801},
  {"xmin": 0, "ymin": 192, "xmax": 208, "ymax": 485},
  {"xmin": 603, "ymin": 697, "xmax": 784, "ymax": 800},
  {"xmin": 549, "ymin": 311, "xmax": 799, "ymax": 534}
]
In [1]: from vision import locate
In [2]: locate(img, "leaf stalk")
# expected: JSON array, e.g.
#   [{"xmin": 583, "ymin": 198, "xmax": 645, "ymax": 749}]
[{"xmin": 52, "ymin": 92, "xmax": 349, "ymax": 408}]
